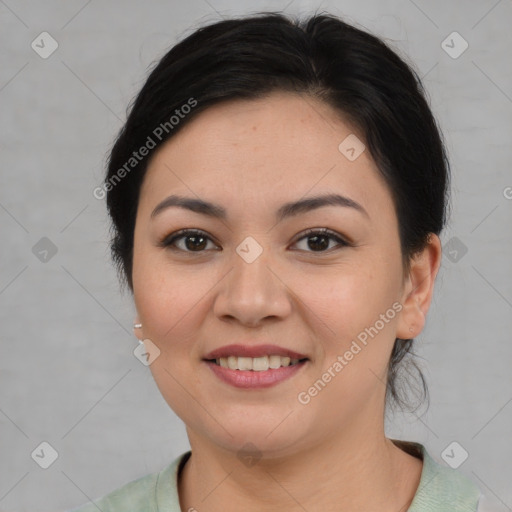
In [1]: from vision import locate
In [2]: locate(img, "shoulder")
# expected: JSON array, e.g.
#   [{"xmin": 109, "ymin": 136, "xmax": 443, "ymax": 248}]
[
  {"xmin": 69, "ymin": 470, "xmax": 160, "ymax": 512},
  {"xmin": 68, "ymin": 451, "xmax": 190, "ymax": 512},
  {"xmin": 476, "ymin": 494, "xmax": 510, "ymax": 512},
  {"xmin": 394, "ymin": 441, "xmax": 482, "ymax": 512}
]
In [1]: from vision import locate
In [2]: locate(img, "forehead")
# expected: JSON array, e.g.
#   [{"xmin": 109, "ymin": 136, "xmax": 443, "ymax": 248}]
[{"xmin": 139, "ymin": 92, "xmax": 394, "ymax": 223}]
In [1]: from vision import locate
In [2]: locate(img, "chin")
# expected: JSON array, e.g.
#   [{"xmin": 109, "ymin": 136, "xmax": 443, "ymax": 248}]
[{"xmin": 191, "ymin": 415, "xmax": 308, "ymax": 456}]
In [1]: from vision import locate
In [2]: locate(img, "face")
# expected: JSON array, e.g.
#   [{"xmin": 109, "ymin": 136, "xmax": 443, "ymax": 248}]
[{"xmin": 132, "ymin": 92, "xmax": 424, "ymax": 457}]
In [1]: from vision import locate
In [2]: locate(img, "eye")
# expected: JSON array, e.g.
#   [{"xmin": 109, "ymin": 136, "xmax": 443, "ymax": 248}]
[
  {"xmin": 159, "ymin": 227, "xmax": 350, "ymax": 254},
  {"xmin": 159, "ymin": 229, "xmax": 219, "ymax": 253},
  {"xmin": 291, "ymin": 228, "xmax": 349, "ymax": 253}
]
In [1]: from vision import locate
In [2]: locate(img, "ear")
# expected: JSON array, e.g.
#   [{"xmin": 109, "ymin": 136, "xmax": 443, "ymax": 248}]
[{"xmin": 396, "ymin": 234, "xmax": 442, "ymax": 339}]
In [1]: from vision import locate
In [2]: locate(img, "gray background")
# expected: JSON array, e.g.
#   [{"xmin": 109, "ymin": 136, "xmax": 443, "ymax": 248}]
[{"xmin": 1, "ymin": 0, "xmax": 511, "ymax": 511}]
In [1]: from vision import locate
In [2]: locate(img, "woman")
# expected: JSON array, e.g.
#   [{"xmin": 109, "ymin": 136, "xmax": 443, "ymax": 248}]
[{"xmin": 72, "ymin": 11, "xmax": 500, "ymax": 512}]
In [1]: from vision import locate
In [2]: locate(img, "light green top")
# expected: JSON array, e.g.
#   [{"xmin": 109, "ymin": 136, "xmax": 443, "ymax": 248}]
[{"xmin": 70, "ymin": 441, "xmax": 483, "ymax": 512}]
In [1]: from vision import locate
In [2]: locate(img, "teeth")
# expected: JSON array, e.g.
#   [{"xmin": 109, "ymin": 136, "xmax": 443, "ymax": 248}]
[
  {"xmin": 253, "ymin": 356, "xmax": 269, "ymax": 371},
  {"xmin": 269, "ymin": 355, "xmax": 281, "ymax": 369},
  {"xmin": 216, "ymin": 355, "xmax": 304, "ymax": 371},
  {"xmin": 238, "ymin": 357, "xmax": 253, "ymax": 371}
]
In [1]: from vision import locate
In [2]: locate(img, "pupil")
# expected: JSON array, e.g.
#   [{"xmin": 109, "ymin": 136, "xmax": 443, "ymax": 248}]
[
  {"xmin": 186, "ymin": 235, "xmax": 207, "ymax": 251},
  {"xmin": 308, "ymin": 234, "xmax": 329, "ymax": 251},
  {"xmin": 183, "ymin": 234, "xmax": 330, "ymax": 251}
]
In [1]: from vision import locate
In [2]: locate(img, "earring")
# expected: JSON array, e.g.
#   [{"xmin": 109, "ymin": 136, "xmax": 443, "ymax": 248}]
[{"xmin": 133, "ymin": 323, "xmax": 142, "ymax": 329}]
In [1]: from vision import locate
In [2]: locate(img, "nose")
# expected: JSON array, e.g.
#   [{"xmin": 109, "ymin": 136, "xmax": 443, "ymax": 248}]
[{"xmin": 212, "ymin": 244, "xmax": 292, "ymax": 327}]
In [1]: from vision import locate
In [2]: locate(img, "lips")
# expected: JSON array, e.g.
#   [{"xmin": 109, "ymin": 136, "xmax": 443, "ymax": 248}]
[{"xmin": 203, "ymin": 343, "xmax": 309, "ymax": 361}]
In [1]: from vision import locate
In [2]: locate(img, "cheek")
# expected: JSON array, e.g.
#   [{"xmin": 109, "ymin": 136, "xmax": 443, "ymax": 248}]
[
  {"xmin": 296, "ymin": 260, "xmax": 400, "ymax": 344},
  {"xmin": 293, "ymin": 264, "xmax": 401, "ymax": 417},
  {"xmin": 132, "ymin": 257, "xmax": 212, "ymax": 417},
  {"xmin": 133, "ymin": 259, "xmax": 208, "ymax": 347},
  {"xmin": 132, "ymin": 246, "xmax": 236, "ymax": 371}
]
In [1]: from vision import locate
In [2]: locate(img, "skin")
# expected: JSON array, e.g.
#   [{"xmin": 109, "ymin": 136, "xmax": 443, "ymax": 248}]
[{"xmin": 132, "ymin": 91, "xmax": 442, "ymax": 511}]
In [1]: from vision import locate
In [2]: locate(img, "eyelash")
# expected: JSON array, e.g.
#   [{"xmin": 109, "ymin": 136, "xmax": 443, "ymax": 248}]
[{"xmin": 158, "ymin": 228, "xmax": 350, "ymax": 254}]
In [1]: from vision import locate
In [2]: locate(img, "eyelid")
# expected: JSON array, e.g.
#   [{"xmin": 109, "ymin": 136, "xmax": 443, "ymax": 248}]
[
  {"xmin": 158, "ymin": 228, "xmax": 220, "ymax": 251},
  {"xmin": 159, "ymin": 227, "xmax": 351, "ymax": 253},
  {"xmin": 291, "ymin": 227, "xmax": 351, "ymax": 248}
]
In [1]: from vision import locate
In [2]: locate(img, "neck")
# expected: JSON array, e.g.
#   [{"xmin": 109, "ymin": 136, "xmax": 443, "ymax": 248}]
[{"xmin": 178, "ymin": 421, "xmax": 423, "ymax": 512}]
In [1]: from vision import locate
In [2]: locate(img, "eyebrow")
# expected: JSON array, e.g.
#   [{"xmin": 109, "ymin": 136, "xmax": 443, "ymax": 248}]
[{"xmin": 150, "ymin": 193, "xmax": 369, "ymax": 221}]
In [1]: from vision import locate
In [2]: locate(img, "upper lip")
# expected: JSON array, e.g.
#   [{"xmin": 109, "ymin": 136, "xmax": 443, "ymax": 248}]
[{"xmin": 203, "ymin": 344, "xmax": 308, "ymax": 360}]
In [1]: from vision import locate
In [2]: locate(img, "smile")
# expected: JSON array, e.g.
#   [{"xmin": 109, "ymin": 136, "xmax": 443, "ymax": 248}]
[
  {"xmin": 210, "ymin": 355, "xmax": 307, "ymax": 371},
  {"xmin": 204, "ymin": 358, "xmax": 309, "ymax": 389}
]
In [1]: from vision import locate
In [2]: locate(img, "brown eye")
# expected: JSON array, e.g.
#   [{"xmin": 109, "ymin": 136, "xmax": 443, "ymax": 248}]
[
  {"xmin": 292, "ymin": 228, "xmax": 349, "ymax": 253},
  {"xmin": 160, "ymin": 229, "xmax": 218, "ymax": 252}
]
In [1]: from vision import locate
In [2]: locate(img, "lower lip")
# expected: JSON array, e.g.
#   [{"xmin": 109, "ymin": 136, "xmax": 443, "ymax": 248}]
[{"xmin": 204, "ymin": 360, "xmax": 308, "ymax": 388}]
